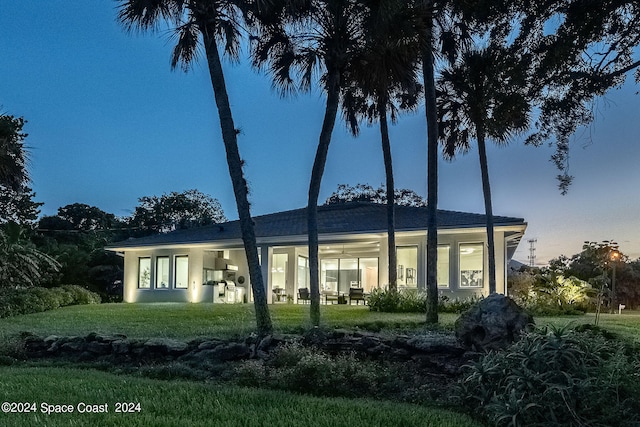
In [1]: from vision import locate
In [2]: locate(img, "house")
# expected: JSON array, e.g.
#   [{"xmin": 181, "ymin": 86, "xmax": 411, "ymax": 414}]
[{"xmin": 106, "ymin": 202, "xmax": 526, "ymax": 304}]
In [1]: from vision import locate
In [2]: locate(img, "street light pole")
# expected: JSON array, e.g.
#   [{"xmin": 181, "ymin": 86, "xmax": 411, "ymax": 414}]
[{"xmin": 609, "ymin": 246, "xmax": 620, "ymax": 314}]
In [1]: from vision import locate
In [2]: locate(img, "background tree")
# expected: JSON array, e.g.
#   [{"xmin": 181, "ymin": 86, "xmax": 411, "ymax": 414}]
[
  {"xmin": 515, "ymin": 0, "xmax": 640, "ymax": 193},
  {"xmin": 56, "ymin": 203, "xmax": 122, "ymax": 231},
  {"xmin": 0, "ymin": 114, "xmax": 29, "ymax": 192},
  {"xmin": 128, "ymin": 189, "xmax": 226, "ymax": 234},
  {"xmin": 118, "ymin": 0, "xmax": 272, "ymax": 335},
  {"xmin": 253, "ymin": 0, "xmax": 368, "ymax": 325},
  {"xmin": 438, "ymin": 45, "xmax": 531, "ymax": 294},
  {"xmin": 325, "ymin": 184, "xmax": 426, "ymax": 207},
  {"xmin": 0, "ymin": 185, "xmax": 42, "ymax": 226},
  {"xmin": 36, "ymin": 203, "xmax": 126, "ymax": 300}
]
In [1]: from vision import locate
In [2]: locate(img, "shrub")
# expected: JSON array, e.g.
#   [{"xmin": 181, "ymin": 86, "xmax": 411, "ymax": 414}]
[
  {"xmin": 368, "ymin": 289, "xmax": 480, "ymax": 314},
  {"xmin": 0, "ymin": 285, "xmax": 101, "ymax": 318},
  {"xmin": 456, "ymin": 325, "xmax": 640, "ymax": 426},
  {"xmin": 368, "ymin": 288, "xmax": 426, "ymax": 313},
  {"xmin": 508, "ymin": 272, "xmax": 591, "ymax": 316},
  {"xmin": 236, "ymin": 342, "xmax": 387, "ymax": 398}
]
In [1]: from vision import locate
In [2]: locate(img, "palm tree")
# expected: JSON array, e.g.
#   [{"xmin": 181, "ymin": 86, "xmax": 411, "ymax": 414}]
[
  {"xmin": 253, "ymin": 0, "xmax": 368, "ymax": 325},
  {"xmin": 0, "ymin": 222, "xmax": 60, "ymax": 289},
  {"xmin": 341, "ymin": 0, "xmax": 421, "ymax": 292},
  {"xmin": 438, "ymin": 46, "xmax": 531, "ymax": 294},
  {"xmin": 117, "ymin": 0, "xmax": 272, "ymax": 335},
  {"xmin": 0, "ymin": 114, "xmax": 29, "ymax": 192}
]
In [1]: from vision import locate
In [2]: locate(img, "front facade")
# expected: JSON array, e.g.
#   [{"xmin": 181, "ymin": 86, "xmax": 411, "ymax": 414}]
[{"xmin": 107, "ymin": 202, "xmax": 526, "ymax": 304}]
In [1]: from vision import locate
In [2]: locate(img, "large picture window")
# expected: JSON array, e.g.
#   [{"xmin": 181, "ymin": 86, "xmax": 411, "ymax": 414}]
[
  {"xmin": 174, "ymin": 256, "xmax": 189, "ymax": 289},
  {"xmin": 156, "ymin": 256, "xmax": 169, "ymax": 289},
  {"xmin": 437, "ymin": 245, "xmax": 450, "ymax": 288},
  {"xmin": 138, "ymin": 257, "xmax": 151, "ymax": 289},
  {"xmin": 459, "ymin": 243, "xmax": 484, "ymax": 288},
  {"xmin": 321, "ymin": 258, "xmax": 379, "ymax": 294}
]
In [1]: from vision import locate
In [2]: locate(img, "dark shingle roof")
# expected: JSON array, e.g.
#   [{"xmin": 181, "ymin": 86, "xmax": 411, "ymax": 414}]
[{"xmin": 108, "ymin": 202, "xmax": 525, "ymax": 249}]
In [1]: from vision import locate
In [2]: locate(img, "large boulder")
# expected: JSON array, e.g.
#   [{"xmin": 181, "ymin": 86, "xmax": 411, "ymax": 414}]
[{"xmin": 455, "ymin": 294, "xmax": 534, "ymax": 351}]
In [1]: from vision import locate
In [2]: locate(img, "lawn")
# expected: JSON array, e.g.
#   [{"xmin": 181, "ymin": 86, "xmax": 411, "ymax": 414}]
[
  {"xmin": 0, "ymin": 303, "xmax": 460, "ymax": 340},
  {"xmin": 2, "ymin": 303, "xmax": 639, "ymax": 427},
  {"xmin": 0, "ymin": 367, "xmax": 482, "ymax": 427},
  {"xmin": 0, "ymin": 304, "xmax": 477, "ymax": 427}
]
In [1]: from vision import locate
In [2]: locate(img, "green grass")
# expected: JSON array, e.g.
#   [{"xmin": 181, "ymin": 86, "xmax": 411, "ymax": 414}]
[
  {"xmin": 2, "ymin": 303, "xmax": 639, "ymax": 427},
  {"xmin": 0, "ymin": 303, "xmax": 459, "ymax": 340},
  {"xmin": 0, "ymin": 367, "xmax": 483, "ymax": 427},
  {"xmin": 535, "ymin": 311, "xmax": 640, "ymax": 344}
]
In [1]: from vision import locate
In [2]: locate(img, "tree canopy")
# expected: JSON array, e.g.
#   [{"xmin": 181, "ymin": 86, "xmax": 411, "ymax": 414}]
[
  {"xmin": 325, "ymin": 183, "xmax": 427, "ymax": 207},
  {"xmin": 129, "ymin": 189, "xmax": 227, "ymax": 234}
]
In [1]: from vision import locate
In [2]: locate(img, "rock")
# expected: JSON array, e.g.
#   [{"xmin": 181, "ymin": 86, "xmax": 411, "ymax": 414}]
[
  {"xmin": 210, "ymin": 342, "xmax": 250, "ymax": 361},
  {"xmin": 86, "ymin": 341, "xmax": 111, "ymax": 355},
  {"xmin": 198, "ymin": 340, "xmax": 223, "ymax": 350},
  {"xmin": 455, "ymin": 293, "xmax": 534, "ymax": 351},
  {"xmin": 111, "ymin": 339, "xmax": 131, "ymax": 354},
  {"xmin": 143, "ymin": 338, "xmax": 188, "ymax": 355}
]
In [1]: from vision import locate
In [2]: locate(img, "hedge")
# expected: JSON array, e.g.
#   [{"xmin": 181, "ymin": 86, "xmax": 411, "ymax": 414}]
[{"xmin": 0, "ymin": 285, "xmax": 101, "ymax": 318}]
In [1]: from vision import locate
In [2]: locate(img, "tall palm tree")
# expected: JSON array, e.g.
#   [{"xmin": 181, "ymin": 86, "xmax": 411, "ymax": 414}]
[
  {"xmin": 438, "ymin": 46, "xmax": 531, "ymax": 294},
  {"xmin": 0, "ymin": 114, "xmax": 29, "ymax": 192},
  {"xmin": 341, "ymin": 0, "xmax": 421, "ymax": 292},
  {"xmin": 117, "ymin": 0, "xmax": 272, "ymax": 335},
  {"xmin": 253, "ymin": 0, "xmax": 367, "ymax": 325}
]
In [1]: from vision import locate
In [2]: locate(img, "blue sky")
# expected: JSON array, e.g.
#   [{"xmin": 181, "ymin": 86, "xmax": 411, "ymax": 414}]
[{"xmin": 1, "ymin": 1, "xmax": 639, "ymax": 264}]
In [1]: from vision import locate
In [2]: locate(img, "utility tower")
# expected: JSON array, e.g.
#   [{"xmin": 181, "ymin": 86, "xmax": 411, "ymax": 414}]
[{"xmin": 527, "ymin": 239, "xmax": 537, "ymax": 267}]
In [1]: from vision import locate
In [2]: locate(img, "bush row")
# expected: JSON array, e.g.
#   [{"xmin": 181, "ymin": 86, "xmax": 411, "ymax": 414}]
[
  {"xmin": 367, "ymin": 288, "xmax": 481, "ymax": 313},
  {"xmin": 456, "ymin": 325, "xmax": 640, "ymax": 426},
  {"xmin": 0, "ymin": 285, "xmax": 101, "ymax": 318}
]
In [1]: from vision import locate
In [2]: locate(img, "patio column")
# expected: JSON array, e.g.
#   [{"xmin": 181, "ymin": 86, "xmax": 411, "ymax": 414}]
[
  {"xmin": 259, "ymin": 245, "xmax": 273, "ymax": 303},
  {"xmin": 379, "ymin": 235, "xmax": 389, "ymax": 289}
]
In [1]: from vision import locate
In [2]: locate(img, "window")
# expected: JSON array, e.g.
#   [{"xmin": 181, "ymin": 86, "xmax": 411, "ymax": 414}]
[
  {"xmin": 321, "ymin": 258, "xmax": 379, "ymax": 294},
  {"xmin": 459, "ymin": 243, "xmax": 484, "ymax": 288},
  {"xmin": 156, "ymin": 256, "xmax": 169, "ymax": 289},
  {"xmin": 397, "ymin": 246, "xmax": 418, "ymax": 288},
  {"xmin": 437, "ymin": 245, "xmax": 450, "ymax": 288},
  {"xmin": 358, "ymin": 258, "xmax": 378, "ymax": 293},
  {"xmin": 138, "ymin": 258, "xmax": 151, "ymax": 289},
  {"xmin": 297, "ymin": 256, "xmax": 309, "ymax": 289},
  {"xmin": 271, "ymin": 253, "xmax": 288, "ymax": 291},
  {"xmin": 321, "ymin": 259, "xmax": 339, "ymax": 293},
  {"xmin": 175, "ymin": 256, "xmax": 189, "ymax": 289}
]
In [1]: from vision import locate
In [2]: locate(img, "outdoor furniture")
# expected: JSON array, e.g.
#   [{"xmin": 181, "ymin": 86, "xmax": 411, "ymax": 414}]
[
  {"xmin": 349, "ymin": 287, "xmax": 365, "ymax": 305},
  {"xmin": 298, "ymin": 287, "xmax": 310, "ymax": 304},
  {"xmin": 322, "ymin": 290, "xmax": 339, "ymax": 304}
]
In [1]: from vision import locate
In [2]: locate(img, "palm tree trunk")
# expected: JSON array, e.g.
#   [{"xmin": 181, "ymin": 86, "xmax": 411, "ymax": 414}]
[
  {"xmin": 476, "ymin": 125, "xmax": 496, "ymax": 294},
  {"xmin": 379, "ymin": 98, "xmax": 397, "ymax": 292},
  {"xmin": 202, "ymin": 33, "xmax": 273, "ymax": 336},
  {"xmin": 308, "ymin": 71, "xmax": 341, "ymax": 326},
  {"xmin": 423, "ymin": 18, "xmax": 439, "ymax": 324}
]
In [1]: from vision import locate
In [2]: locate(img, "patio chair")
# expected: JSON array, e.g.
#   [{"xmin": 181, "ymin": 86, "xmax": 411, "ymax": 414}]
[
  {"xmin": 349, "ymin": 287, "xmax": 365, "ymax": 305},
  {"xmin": 298, "ymin": 287, "xmax": 310, "ymax": 304}
]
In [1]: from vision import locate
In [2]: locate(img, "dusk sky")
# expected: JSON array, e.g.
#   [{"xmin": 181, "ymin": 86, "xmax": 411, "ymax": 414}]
[{"xmin": 1, "ymin": 1, "xmax": 638, "ymax": 264}]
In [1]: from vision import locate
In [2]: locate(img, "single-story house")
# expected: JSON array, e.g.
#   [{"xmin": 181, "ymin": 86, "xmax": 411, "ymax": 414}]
[{"xmin": 106, "ymin": 202, "xmax": 526, "ymax": 304}]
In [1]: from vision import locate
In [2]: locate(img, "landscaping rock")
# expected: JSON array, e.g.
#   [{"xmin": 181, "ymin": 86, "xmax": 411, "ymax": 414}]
[
  {"xmin": 454, "ymin": 293, "xmax": 534, "ymax": 351},
  {"xmin": 210, "ymin": 342, "xmax": 250, "ymax": 361},
  {"xmin": 143, "ymin": 338, "xmax": 188, "ymax": 355}
]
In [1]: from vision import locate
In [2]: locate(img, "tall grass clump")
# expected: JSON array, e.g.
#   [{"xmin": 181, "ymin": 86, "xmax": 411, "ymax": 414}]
[
  {"xmin": 456, "ymin": 325, "xmax": 640, "ymax": 426},
  {"xmin": 0, "ymin": 285, "xmax": 101, "ymax": 318}
]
